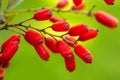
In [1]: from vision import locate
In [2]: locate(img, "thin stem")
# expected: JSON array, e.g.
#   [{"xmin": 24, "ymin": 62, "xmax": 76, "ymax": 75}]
[
  {"xmin": 7, "ymin": 28, "xmax": 24, "ymax": 36},
  {"xmin": 88, "ymin": 4, "xmax": 96, "ymax": 16},
  {"xmin": 12, "ymin": 25, "xmax": 26, "ymax": 32},
  {"xmin": 19, "ymin": 18, "xmax": 33, "ymax": 24},
  {"xmin": 5, "ymin": 7, "xmax": 90, "ymax": 16},
  {"xmin": 5, "ymin": 8, "xmax": 42, "ymax": 13}
]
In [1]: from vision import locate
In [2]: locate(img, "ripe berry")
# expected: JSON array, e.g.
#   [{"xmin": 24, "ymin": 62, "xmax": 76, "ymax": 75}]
[
  {"xmin": 1, "ymin": 41, "xmax": 19, "ymax": 62},
  {"xmin": 50, "ymin": 16, "xmax": 64, "ymax": 23},
  {"xmin": 33, "ymin": 9, "xmax": 52, "ymax": 21},
  {"xmin": 56, "ymin": 40, "xmax": 73, "ymax": 59},
  {"xmin": 0, "ymin": 70, "xmax": 5, "ymax": 80},
  {"xmin": 45, "ymin": 37, "xmax": 59, "ymax": 53},
  {"xmin": 51, "ymin": 21, "xmax": 70, "ymax": 32},
  {"xmin": 94, "ymin": 10, "xmax": 118, "ymax": 28},
  {"xmin": 79, "ymin": 28, "xmax": 98, "ymax": 41},
  {"xmin": 73, "ymin": 0, "xmax": 82, "ymax": 6},
  {"xmin": 68, "ymin": 24, "xmax": 88, "ymax": 36},
  {"xmin": 57, "ymin": 0, "xmax": 68, "ymax": 8},
  {"xmin": 74, "ymin": 45, "xmax": 93, "ymax": 63},
  {"xmin": 104, "ymin": 0, "xmax": 115, "ymax": 5},
  {"xmin": 64, "ymin": 54, "xmax": 76, "ymax": 72},
  {"xmin": 24, "ymin": 30, "xmax": 43, "ymax": 46},
  {"xmin": 1, "ymin": 34, "xmax": 20, "ymax": 51},
  {"xmin": 72, "ymin": 1, "xmax": 85, "ymax": 10},
  {"xmin": 1, "ymin": 62, "xmax": 10, "ymax": 68},
  {"xmin": 63, "ymin": 35, "xmax": 77, "ymax": 47},
  {"xmin": 34, "ymin": 44, "xmax": 50, "ymax": 61}
]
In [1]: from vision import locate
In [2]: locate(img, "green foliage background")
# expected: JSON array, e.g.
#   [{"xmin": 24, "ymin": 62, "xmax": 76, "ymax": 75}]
[{"xmin": 0, "ymin": 0, "xmax": 120, "ymax": 80}]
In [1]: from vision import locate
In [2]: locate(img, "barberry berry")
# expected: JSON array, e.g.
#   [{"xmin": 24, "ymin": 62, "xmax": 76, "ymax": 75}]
[
  {"xmin": 79, "ymin": 28, "xmax": 98, "ymax": 41},
  {"xmin": 72, "ymin": 0, "xmax": 85, "ymax": 10},
  {"xmin": 94, "ymin": 10, "xmax": 118, "ymax": 28},
  {"xmin": 0, "ymin": 70, "xmax": 5, "ymax": 80},
  {"xmin": 45, "ymin": 37, "xmax": 59, "ymax": 53},
  {"xmin": 73, "ymin": 0, "xmax": 83, "ymax": 6},
  {"xmin": 56, "ymin": 40, "xmax": 73, "ymax": 59},
  {"xmin": 50, "ymin": 16, "xmax": 64, "ymax": 23},
  {"xmin": 104, "ymin": 0, "xmax": 115, "ymax": 5},
  {"xmin": 1, "ymin": 35, "xmax": 20, "ymax": 51},
  {"xmin": 33, "ymin": 9, "xmax": 52, "ymax": 21},
  {"xmin": 34, "ymin": 44, "xmax": 50, "ymax": 61},
  {"xmin": 51, "ymin": 21, "xmax": 70, "ymax": 32},
  {"xmin": 1, "ymin": 41, "xmax": 19, "ymax": 62},
  {"xmin": 68, "ymin": 24, "xmax": 88, "ymax": 36},
  {"xmin": 1, "ymin": 62, "xmax": 10, "ymax": 68},
  {"xmin": 57, "ymin": 0, "xmax": 68, "ymax": 8},
  {"xmin": 24, "ymin": 30, "xmax": 43, "ymax": 46},
  {"xmin": 64, "ymin": 54, "xmax": 76, "ymax": 72},
  {"xmin": 63, "ymin": 35, "xmax": 77, "ymax": 47},
  {"xmin": 74, "ymin": 45, "xmax": 93, "ymax": 63}
]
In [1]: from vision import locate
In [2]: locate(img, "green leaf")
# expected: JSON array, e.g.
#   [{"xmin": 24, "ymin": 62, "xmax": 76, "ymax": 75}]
[
  {"xmin": 6, "ymin": 0, "xmax": 24, "ymax": 10},
  {"xmin": 4, "ymin": 12, "xmax": 17, "ymax": 22}
]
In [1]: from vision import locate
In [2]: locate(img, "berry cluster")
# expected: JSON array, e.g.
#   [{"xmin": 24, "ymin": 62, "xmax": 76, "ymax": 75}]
[{"xmin": 0, "ymin": 0, "xmax": 118, "ymax": 80}]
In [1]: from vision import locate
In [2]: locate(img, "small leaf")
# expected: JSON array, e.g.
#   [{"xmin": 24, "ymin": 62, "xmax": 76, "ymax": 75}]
[
  {"xmin": 4, "ymin": 12, "xmax": 17, "ymax": 22},
  {"xmin": 6, "ymin": 0, "xmax": 23, "ymax": 10}
]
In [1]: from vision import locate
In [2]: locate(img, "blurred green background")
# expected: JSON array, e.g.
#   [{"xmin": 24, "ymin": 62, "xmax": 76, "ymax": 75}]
[{"xmin": 0, "ymin": 0, "xmax": 120, "ymax": 80}]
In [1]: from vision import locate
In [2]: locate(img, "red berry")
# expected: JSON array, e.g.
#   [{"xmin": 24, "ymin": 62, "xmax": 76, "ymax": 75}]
[
  {"xmin": 1, "ymin": 34, "xmax": 20, "ymax": 51},
  {"xmin": 24, "ymin": 30, "xmax": 43, "ymax": 46},
  {"xmin": 74, "ymin": 45, "xmax": 93, "ymax": 63},
  {"xmin": 68, "ymin": 24, "xmax": 88, "ymax": 36},
  {"xmin": 72, "ymin": 1, "xmax": 85, "ymax": 10},
  {"xmin": 104, "ymin": 0, "xmax": 115, "ymax": 5},
  {"xmin": 56, "ymin": 40, "xmax": 73, "ymax": 59},
  {"xmin": 45, "ymin": 37, "xmax": 59, "ymax": 53},
  {"xmin": 34, "ymin": 44, "xmax": 50, "ymax": 61},
  {"xmin": 94, "ymin": 10, "xmax": 118, "ymax": 28},
  {"xmin": 79, "ymin": 28, "xmax": 98, "ymax": 41},
  {"xmin": 51, "ymin": 21, "xmax": 70, "ymax": 32},
  {"xmin": 33, "ymin": 9, "xmax": 52, "ymax": 21},
  {"xmin": 0, "ymin": 70, "xmax": 5, "ymax": 80},
  {"xmin": 64, "ymin": 54, "xmax": 76, "ymax": 72},
  {"xmin": 1, "ymin": 41, "xmax": 19, "ymax": 62},
  {"xmin": 73, "ymin": 0, "xmax": 82, "ymax": 6},
  {"xmin": 57, "ymin": 0, "xmax": 68, "ymax": 8},
  {"xmin": 1, "ymin": 62, "xmax": 10, "ymax": 68},
  {"xmin": 50, "ymin": 16, "xmax": 64, "ymax": 23},
  {"xmin": 63, "ymin": 35, "xmax": 77, "ymax": 47}
]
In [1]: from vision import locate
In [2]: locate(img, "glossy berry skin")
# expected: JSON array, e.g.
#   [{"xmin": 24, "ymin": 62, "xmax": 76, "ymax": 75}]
[
  {"xmin": 1, "ymin": 41, "xmax": 19, "ymax": 62},
  {"xmin": 56, "ymin": 40, "xmax": 73, "ymax": 59},
  {"xmin": 73, "ymin": 0, "xmax": 82, "ymax": 6},
  {"xmin": 33, "ymin": 9, "xmax": 52, "ymax": 21},
  {"xmin": 50, "ymin": 16, "xmax": 64, "ymax": 23},
  {"xmin": 94, "ymin": 11, "xmax": 118, "ymax": 28},
  {"xmin": 24, "ymin": 30, "xmax": 43, "ymax": 46},
  {"xmin": 0, "ymin": 70, "xmax": 5, "ymax": 80},
  {"xmin": 1, "ymin": 35, "xmax": 20, "ymax": 51},
  {"xmin": 45, "ymin": 37, "xmax": 59, "ymax": 53},
  {"xmin": 34, "ymin": 44, "xmax": 50, "ymax": 61},
  {"xmin": 68, "ymin": 24, "xmax": 88, "ymax": 36},
  {"xmin": 64, "ymin": 54, "xmax": 76, "ymax": 72},
  {"xmin": 57, "ymin": 0, "xmax": 68, "ymax": 8},
  {"xmin": 104, "ymin": 0, "xmax": 115, "ymax": 5},
  {"xmin": 63, "ymin": 35, "xmax": 77, "ymax": 47},
  {"xmin": 79, "ymin": 28, "xmax": 98, "ymax": 41},
  {"xmin": 72, "ymin": 1, "xmax": 85, "ymax": 10},
  {"xmin": 52, "ymin": 21, "xmax": 70, "ymax": 32},
  {"xmin": 74, "ymin": 45, "xmax": 93, "ymax": 63}
]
